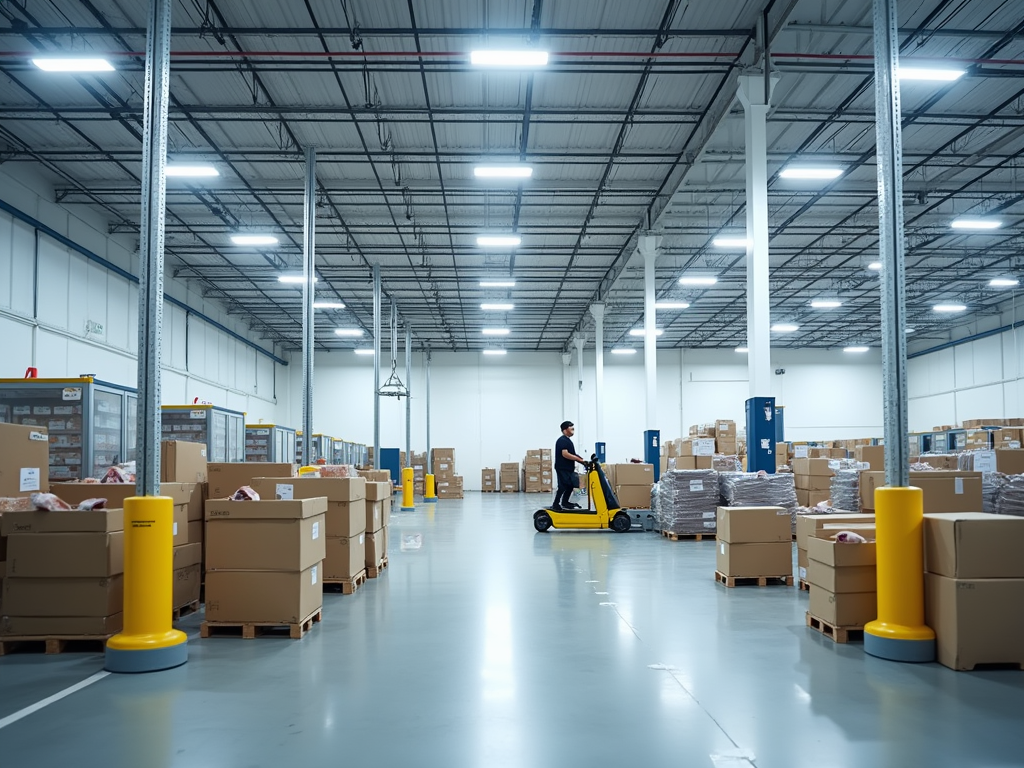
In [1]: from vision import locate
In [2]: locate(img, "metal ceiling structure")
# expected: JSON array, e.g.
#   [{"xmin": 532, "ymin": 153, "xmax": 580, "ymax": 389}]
[{"xmin": 1, "ymin": 0, "xmax": 1023, "ymax": 352}]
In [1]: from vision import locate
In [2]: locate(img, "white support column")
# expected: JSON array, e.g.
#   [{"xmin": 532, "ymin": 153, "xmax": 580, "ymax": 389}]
[
  {"xmin": 561, "ymin": 352, "xmax": 572, "ymax": 421},
  {"xmin": 590, "ymin": 303, "xmax": 605, "ymax": 443},
  {"xmin": 574, "ymin": 334, "xmax": 585, "ymax": 448},
  {"xmin": 738, "ymin": 74, "xmax": 777, "ymax": 398},
  {"xmin": 639, "ymin": 235, "xmax": 661, "ymax": 429}
]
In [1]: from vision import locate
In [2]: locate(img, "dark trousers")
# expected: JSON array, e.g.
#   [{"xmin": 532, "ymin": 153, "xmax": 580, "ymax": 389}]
[{"xmin": 554, "ymin": 468, "xmax": 576, "ymax": 508}]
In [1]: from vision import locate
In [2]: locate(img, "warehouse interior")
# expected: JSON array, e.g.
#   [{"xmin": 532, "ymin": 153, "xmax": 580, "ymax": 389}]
[{"xmin": 1, "ymin": 0, "xmax": 1024, "ymax": 766}]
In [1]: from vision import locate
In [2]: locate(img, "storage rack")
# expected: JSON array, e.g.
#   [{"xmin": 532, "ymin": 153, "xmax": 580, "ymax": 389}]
[
  {"xmin": 161, "ymin": 404, "xmax": 246, "ymax": 462},
  {"xmin": 245, "ymin": 423, "xmax": 297, "ymax": 463}
]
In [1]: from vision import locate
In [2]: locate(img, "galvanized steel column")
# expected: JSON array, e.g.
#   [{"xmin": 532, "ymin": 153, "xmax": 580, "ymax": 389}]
[
  {"xmin": 405, "ymin": 324, "xmax": 412, "ymax": 467},
  {"xmin": 425, "ymin": 348, "xmax": 432, "ymax": 475},
  {"xmin": 639, "ymin": 235, "xmax": 661, "ymax": 429},
  {"xmin": 590, "ymin": 303, "xmax": 605, "ymax": 443},
  {"xmin": 301, "ymin": 147, "xmax": 316, "ymax": 467},
  {"xmin": 373, "ymin": 264, "xmax": 381, "ymax": 469},
  {"xmin": 574, "ymin": 334, "xmax": 585, "ymax": 447}
]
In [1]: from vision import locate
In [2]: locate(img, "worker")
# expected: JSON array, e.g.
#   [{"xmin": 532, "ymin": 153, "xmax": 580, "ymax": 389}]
[{"xmin": 552, "ymin": 420, "xmax": 586, "ymax": 511}]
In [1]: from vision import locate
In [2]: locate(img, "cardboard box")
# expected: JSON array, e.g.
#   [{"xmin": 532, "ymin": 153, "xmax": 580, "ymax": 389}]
[
  {"xmin": 716, "ymin": 506, "xmax": 791, "ymax": 544},
  {"xmin": 806, "ymin": 536, "xmax": 877, "ymax": 568},
  {"xmin": 923, "ymin": 512, "xmax": 1024, "ymax": 578},
  {"xmin": 796, "ymin": 488, "xmax": 831, "ymax": 508},
  {"xmin": 809, "ymin": 587, "xmax": 876, "ymax": 627},
  {"xmin": 925, "ymin": 573, "xmax": 1024, "ymax": 671},
  {"xmin": 366, "ymin": 528, "xmax": 387, "ymax": 567},
  {"xmin": 364, "ymin": 481, "xmax": 392, "ymax": 501},
  {"xmin": 916, "ymin": 454, "xmax": 960, "ymax": 471},
  {"xmin": 0, "ymin": 613, "xmax": 122, "ymax": 637},
  {"xmin": 186, "ymin": 482, "xmax": 205, "ymax": 521},
  {"xmin": 160, "ymin": 440, "xmax": 208, "ymax": 483},
  {"xmin": 680, "ymin": 439, "xmax": 716, "ymax": 457},
  {"xmin": 791, "ymin": 458, "xmax": 833, "ymax": 477},
  {"xmin": 206, "ymin": 462, "xmax": 295, "ymax": 498},
  {"xmin": 694, "ymin": 456, "xmax": 713, "ymax": 470},
  {"xmin": 995, "ymin": 449, "xmax": 1024, "ymax": 475},
  {"xmin": 54, "ymin": 482, "xmax": 194, "ymax": 510},
  {"xmin": 173, "ymin": 563, "xmax": 202, "ymax": 608},
  {"xmin": 188, "ymin": 520, "xmax": 203, "ymax": 546},
  {"xmin": 2, "ymin": 507, "xmax": 123, "ymax": 535},
  {"xmin": 205, "ymin": 500, "xmax": 327, "ymax": 572},
  {"xmin": 2, "ymin": 575, "xmax": 123, "ymax": 617},
  {"xmin": 500, "ymin": 462, "xmax": 519, "ymax": 473},
  {"xmin": 172, "ymin": 503, "xmax": 188, "ymax": 546},
  {"xmin": 993, "ymin": 428, "xmax": 1022, "ymax": 447},
  {"xmin": 250, "ymin": 476, "xmax": 365, "ymax": 502},
  {"xmin": 796, "ymin": 513, "xmax": 875, "ymax": 551},
  {"xmin": 797, "ymin": 548, "xmax": 808, "ymax": 581},
  {"xmin": 795, "ymin": 474, "xmax": 832, "ymax": 492},
  {"xmin": 614, "ymin": 485, "xmax": 650, "ymax": 508},
  {"xmin": 7, "ymin": 532, "xmax": 124, "ymax": 577},
  {"xmin": 860, "ymin": 471, "xmax": 982, "ymax": 513},
  {"xmin": 816, "ymin": 523, "xmax": 877, "ymax": 541},
  {"xmin": 716, "ymin": 541, "xmax": 792, "ymax": 577},
  {"xmin": 615, "ymin": 464, "xmax": 654, "ymax": 485},
  {"xmin": 324, "ymin": 534, "xmax": 365, "ymax": 580},
  {"xmin": 431, "ymin": 448, "xmax": 455, "ymax": 462},
  {"xmin": 0, "ymin": 423, "xmax": 50, "ymax": 497},
  {"xmin": 367, "ymin": 498, "xmax": 391, "ymax": 532},
  {"xmin": 673, "ymin": 456, "xmax": 697, "ymax": 471},
  {"xmin": 204, "ymin": 566, "xmax": 322, "ymax": 624},
  {"xmin": 173, "ymin": 542, "xmax": 202, "ymax": 570},
  {"xmin": 806, "ymin": 538, "xmax": 877, "ymax": 592},
  {"xmin": 715, "ymin": 420, "xmax": 736, "ymax": 436}
]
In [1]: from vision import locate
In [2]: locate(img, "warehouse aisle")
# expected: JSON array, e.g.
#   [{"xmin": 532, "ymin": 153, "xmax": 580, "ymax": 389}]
[{"xmin": 2, "ymin": 494, "xmax": 1023, "ymax": 767}]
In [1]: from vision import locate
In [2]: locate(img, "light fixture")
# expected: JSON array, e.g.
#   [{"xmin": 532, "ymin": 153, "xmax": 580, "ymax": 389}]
[
  {"xmin": 479, "ymin": 280, "xmax": 516, "ymax": 287},
  {"xmin": 950, "ymin": 218, "xmax": 1002, "ymax": 230},
  {"xmin": 713, "ymin": 236, "xmax": 750, "ymax": 248},
  {"xmin": 905, "ymin": 328, "xmax": 916, "ymax": 334},
  {"xmin": 844, "ymin": 346, "xmax": 870, "ymax": 353},
  {"xmin": 165, "ymin": 165, "xmax": 219, "ymax": 178},
  {"xmin": 482, "ymin": 349, "xmax": 508, "ymax": 356},
  {"xmin": 32, "ymin": 57, "xmax": 114, "ymax": 72},
  {"xmin": 810, "ymin": 299, "xmax": 843, "ymax": 309},
  {"xmin": 481, "ymin": 303, "xmax": 514, "ymax": 311},
  {"xmin": 990, "ymin": 278, "xmax": 1019, "ymax": 288},
  {"xmin": 477, "ymin": 235, "xmax": 521, "ymax": 247},
  {"xmin": 735, "ymin": 347, "xmax": 749, "ymax": 353},
  {"xmin": 334, "ymin": 328, "xmax": 364, "ymax": 336},
  {"xmin": 470, "ymin": 50, "xmax": 549, "ymax": 67},
  {"xmin": 628, "ymin": 328, "xmax": 664, "ymax": 337},
  {"xmin": 610, "ymin": 348, "xmax": 637, "ymax": 355},
  {"xmin": 278, "ymin": 275, "xmax": 316, "ymax": 284},
  {"xmin": 313, "ymin": 301, "xmax": 345, "ymax": 309},
  {"xmin": 655, "ymin": 302, "xmax": 690, "ymax": 309},
  {"xmin": 473, "ymin": 165, "xmax": 533, "ymax": 179},
  {"xmin": 232, "ymin": 234, "xmax": 279, "ymax": 246},
  {"xmin": 482, "ymin": 328, "xmax": 510, "ymax": 336},
  {"xmin": 354, "ymin": 348, "xmax": 375, "ymax": 355},
  {"xmin": 771, "ymin": 324, "xmax": 799, "ymax": 332},
  {"xmin": 898, "ymin": 67, "xmax": 965, "ymax": 82},
  {"xmin": 678, "ymin": 276, "xmax": 718, "ymax": 286},
  {"xmin": 868, "ymin": 262, "xmax": 882, "ymax": 271},
  {"xmin": 780, "ymin": 167, "xmax": 844, "ymax": 180},
  {"xmin": 933, "ymin": 304, "xmax": 967, "ymax": 313}
]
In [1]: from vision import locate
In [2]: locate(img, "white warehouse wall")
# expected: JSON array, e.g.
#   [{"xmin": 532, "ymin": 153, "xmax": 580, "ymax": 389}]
[{"xmin": 0, "ymin": 165, "xmax": 289, "ymax": 424}]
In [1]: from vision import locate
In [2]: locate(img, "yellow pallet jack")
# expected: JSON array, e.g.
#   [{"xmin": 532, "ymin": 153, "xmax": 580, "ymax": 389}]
[{"xmin": 533, "ymin": 456, "xmax": 633, "ymax": 533}]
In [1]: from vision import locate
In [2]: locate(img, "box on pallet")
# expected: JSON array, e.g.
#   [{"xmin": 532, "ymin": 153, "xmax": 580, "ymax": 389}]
[
  {"xmin": 160, "ymin": 440, "xmax": 208, "ymax": 483},
  {"xmin": 324, "ymin": 533, "xmax": 365, "ymax": 580},
  {"xmin": 365, "ymin": 528, "xmax": 388, "ymax": 568},
  {"xmin": 615, "ymin": 463, "xmax": 654, "ymax": 485},
  {"xmin": 205, "ymin": 497, "xmax": 327, "ymax": 572},
  {"xmin": 205, "ymin": 567, "xmax": 321, "ymax": 624},
  {"xmin": 716, "ymin": 506, "xmax": 791, "ymax": 543},
  {"xmin": 249, "ymin": 477, "xmax": 366, "ymax": 539},
  {"xmin": 716, "ymin": 541, "xmax": 791, "ymax": 578},
  {"xmin": 923, "ymin": 512, "xmax": 1024, "ymax": 578}
]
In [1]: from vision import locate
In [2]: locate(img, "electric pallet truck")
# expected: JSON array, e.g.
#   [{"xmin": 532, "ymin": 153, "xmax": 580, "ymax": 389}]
[{"xmin": 533, "ymin": 456, "xmax": 633, "ymax": 533}]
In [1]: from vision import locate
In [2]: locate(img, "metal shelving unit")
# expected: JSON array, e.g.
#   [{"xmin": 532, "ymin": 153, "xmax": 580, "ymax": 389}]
[
  {"xmin": 161, "ymin": 405, "xmax": 245, "ymax": 462},
  {"xmin": 245, "ymin": 424, "xmax": 297, "ymax": 463}
]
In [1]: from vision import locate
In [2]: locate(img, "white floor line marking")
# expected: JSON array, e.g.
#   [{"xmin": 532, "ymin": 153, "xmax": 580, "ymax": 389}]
[
  {"xmin": 0, "ymin": 670, "xmax": 110, "ymax": 730},
  {"xmin": 710, "ymin": 748, "xmax": 756, "ymax": 767},
  {"xmin": 598, "ymin": 602, "xmax": 617, "ymax": 606},
  {"xmin": 594, "ymin": 591, "xmax": 609, "ymax": 595},
  {"xmin": 585, "ymin": 580, "xmax": 598, "ymax": 583}
]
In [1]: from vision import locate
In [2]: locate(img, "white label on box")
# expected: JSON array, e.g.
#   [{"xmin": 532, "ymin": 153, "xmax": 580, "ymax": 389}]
[
  {"xmin": 1012, "ymin": 441, "xmax": 1022, "ymax": 449},
  {"xmin": 29, "ymin": 430, "xmax": 47, "ymax": 442},
  {"xmin": 777, "ymin": 510, "xmax": 790, "ymax": 515},
  {"xmin": 794, "ymin": 445, "xmax": 809, "ymax": 459},
  {"xmin": 311, "ymin": 565, "xmax": 318, "ymax": 585},
  {"xmin": 703, "ymin": 511, "xmax": 715, "ymax": 519},
  {"xmin": 173, "ymin": 522, "xmax": 178, "ymax": 535},
  {"xmin": 954, "ymin": 477, "xmax": 964, "ymax": 495},
  {"xmin": 973, "ymin": 451, "xmax": 997, "ymax": 475},
  {"xmin": 720, "ymin": 543, "xmax": 726, "ymax": 555},
  {"xmin": 276, "ymin": 483, "xmax": 294, "ymax": 500},
  {"xmin": 694, "ymin": 439, "xmax": 715, "ymax": 456},
  {"xmin": 201, "ymin": 448, "xmax": 207, "ymax": 458},
  {"xmin": 61, "ymin": 388, "xmax": 82, "ymax": 401},
  {"xmin": 190, "ymin": 410, "xmax": 205, "ymax": 419},
  {"xmin": 312, "ymin": 521, "xmax": 320, "ymax": 540},
  {"xmin": 359, "ymin": 534, "xmax": 365, "ymax": 544},
  {"xmin": 689, "ymin": 480, "xmax": 704, "ymax": 492},
  {"xmin": 19, "ymin": 467, "xmax": 40, "ymax": 492},
  {"xmin": 799, "ymin": 566, "xmax": 807, "ymax": 580}
]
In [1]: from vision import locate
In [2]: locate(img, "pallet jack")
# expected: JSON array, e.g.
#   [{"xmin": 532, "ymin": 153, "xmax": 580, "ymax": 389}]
[{"xmin": 533, "ymin": 456, "xmax": 633, "ymax": 533}]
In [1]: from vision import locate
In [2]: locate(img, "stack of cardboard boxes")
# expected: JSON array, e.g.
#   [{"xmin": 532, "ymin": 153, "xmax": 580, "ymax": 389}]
[
  {"xmin": 522, "ymin": 449, "xmax": 553, "ymax": 494},
  {"xmin": 432, "ymin": 449, "xmax": 463, "ymax": 499},
  {"xmin": 715, "ymin": 420, "xmax": 737, "ymax": 454},
  {"xmin": 481, "ymin": 468, "xmax": 497, "ymax": 492},
  {"xmin": 500, "ymin": 462, "xmax": 520, "ymax": 493},
  {"xmin": 792, "ymin": 458, "xmax": 834, "ymax": 508},
  {"xmin": 674, "ymin": 438, "xmax": 715, "ymax": 470},
  {"xmin": 411, "ymin": 452, "xmax": 427, "ymax": 497},
  {"xmin": 715, "ymin": 506, "xmax": 792, "ymax": 582},
  {"xmin": 795, "ymin": 513, "xmax": 875, "ymax": 585},
  {"xmin": 364, "ymin": 481, "xmax": 390, "ymax": 575},
  {"xmin": 806, "ymin": 526, "xmax": 878, "ymax": 631},
  {"xmin": 612, "ymin": 463, "xmax": 654, "ymax": 508},
  {"xmin": 924, "ymin": 512, "xmax": 1024, "ymax": 670},
  {"xmin": 853, "ymin": 445, "xmax": 884, "ymax": 470}
]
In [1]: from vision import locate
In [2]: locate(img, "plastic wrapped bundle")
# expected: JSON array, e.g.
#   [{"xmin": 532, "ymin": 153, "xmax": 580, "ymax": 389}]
[
  {"xmin": 995, "ymin": 476, "xmax": 1024, "ymax": 517},
  {"xmin": 830, "ymin": 469, "xmax": 862, "ymax": 513},
  {"xmin": 719, "ymin": 471, "xmax": 798, "ymax": 509},
  {"xmin": 958, "ymin": 452, "xmax": 1010, "ymax": 514},
  {"xmin": 656, "ymin": 469, "xmax": 720, "ymax": 535},
  {"xmin": 650, "ymin": 483, "xmax": 660, "ymax": 523},
  {"xmin": 317, "ymin": 464, "xmax": 360, "ymax": 478}
]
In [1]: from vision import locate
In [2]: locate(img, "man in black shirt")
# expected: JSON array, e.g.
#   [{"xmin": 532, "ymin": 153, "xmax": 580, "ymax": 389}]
[{"xmin": 552, "ymin": 420, "xmax": 586, "ymax": 511}]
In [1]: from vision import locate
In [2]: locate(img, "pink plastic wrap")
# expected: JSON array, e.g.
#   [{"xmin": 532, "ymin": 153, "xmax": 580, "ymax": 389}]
[
  {"xmin": 30, "ymin": 493, "xmax": 73, "ymax": 511},
  {"xmin": 76, "ymin": 498, "xmax": 107, "ymax": 510},
  {"xmin": 231, "ymin": 486, "xmax": 260, "ymax": 501}
]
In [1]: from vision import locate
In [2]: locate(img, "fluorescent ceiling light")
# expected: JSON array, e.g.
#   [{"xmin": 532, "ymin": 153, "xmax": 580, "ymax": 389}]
[
  {"xmin": 165, "ymin": 165, "xmax": 219, "ymax": 177},
  {"xmin": 844, "ymin": 346, "xmax": 870, "ymax": 353},
  {"xmin": 334, "ymin": 328, "xmax": 364, "ymax": 336},
  {"xmin": 470, "ymin": 50, "xmax": 549, "ymax": 67},
  {"xmin": 905, "ymin": 328, "xmax": 915, "ymax": 334},
  {"xmin": 477, "ymin": 235, "xmax": 521, "ymax": 247},
  {"xmin": 868, "ymin": 262, "xmax": 882, "ymax": 271},
  {"xmin": 780, "ymin": 167, "xmax": 844, "ymax": 180},
  {"xmin": 354, "ymin": 348, "xmax": 375, "ymax": 355},
  {"xmin": 951, "ymin": 218, "xmax": 1002, "ymax": 230},
  {"xmin": 990, "ymin": 278, "xmax": 1019, "ymax": 287},
  {"xmin": 278, "ymin": 275, "xmax": 316, "ymax": 284},
  {"xmin": 655, "ymin": 302, "xmax": 690, "ymax": 309},
  {"xmin": 479, "ymin": 280, "xmax": 516, "ymax": 287},
  {"xmin": 810, "ymin": 299, "xmax": 843, "ymax": 309},
  {"xmin": 898, "ymin": 67, "xmax": 965, "ymax": 82},
  {"xmin": 713, "ymin": 236, "xmax": 750, "ymax": 248},
  {"xmin": 735, "ymin": 347, "xmax": 749, "ymax": 353},
  {"xmin": 481, "ymin": 303, "xmax": 514, "ymax": 311},
  {"xmin": 473, "ymin": 165, "xmax": 533, "ymax": 179},
  {"xmin": 232, "ymin": 234, "xmax": 279, "ymax": 245},
  {"xmin": 482, "ymin": 349, "xmax": 508, "ymax": 356},
  {"xmin": 313, "ymin": 301, "xmax": 345, "ymax": 309},
  {"xmin": 482, "ymin": 328, "xmax": 510, "ymax": 336},
  {"xmin": 610, "ymin": 348, "xmax": 637, "ymax": 355},
  {"xmin": 628, "ymin": 328, "xmax": 664, "ymax": 337},
  {"xmin": 678, "ymin": 276, "xmax": 718, "ymax": 286},
  {"xmin": 32, "ymin": 57, "xmax": 114, "ymax": 72},
  {"xmin": 933, "ymin": 304, "xmax": 966, "ymax": 313},
  {"xmin": 771, "ymin": 324, "xmax": 799, "ymax": 332}
]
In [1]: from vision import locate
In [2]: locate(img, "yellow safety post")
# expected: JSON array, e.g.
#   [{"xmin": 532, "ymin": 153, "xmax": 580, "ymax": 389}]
[
  {"xmin": 400, "ymin": 466, "xmax": 416, "ymax": 511},
  {"xmin": 105, "ymin": 496, "xmax": 188, "ymax": 672},
  {"xmin": 864, "ymin": 486, "xmax": 935, "ymax": 662},
  {"xmin": 424, "ymin": 473, "xmax": 437, "ymax": 501}
]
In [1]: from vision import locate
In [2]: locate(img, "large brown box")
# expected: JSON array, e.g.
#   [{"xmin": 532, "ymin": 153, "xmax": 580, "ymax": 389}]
[
  {"xmin": 860, "ymin": 471, "xmax": 983, "ymax": 513},
  {"xmin": 806, "ymin": 551, "xmax": 877, "ymax": 594},
  {"xmin": 716, "ymin": 541, "xmax": 791, "ymax": 577},
  {"xmin": 364, "ymin": 481, "xmax": 392, "ymax": 501},
  {"xmin": 673, "ymin": 456, "xmax": 697, "ymax": 471},
  {"xmin": 366, "ymin": 528, "xmax": 387, "ymax": 567},
  {"xmin": 206, "ymin": 462, "xmax": 295, "ymax": 498},
  {"xmin": 205, "ymin": 498, "xmax": 327, "ymax": 572},
  {"xmin": 995, "ymin": 449, "xmax": 1024, "ymax": 475},
  {"xmin": 160, "ymin": 440, "xmax": 208, "ymax": 483},
  {"xmin": 795, "ymin": 474, "xmax": 832, "ymax": 492},
  {"xmin": 173, "ymin": 542, "xmax": 202, "ymax": 569},
  {"xmin": 797, "ymin": 488, "xmax": 831, "ymax": 508},
  {"xmin": 716, "ymin": 506, "xmax": 791, "ymax": 544},
  {"xmin": 916, "ymin": 454, "xmax": 960, "ymax": 471},
  {"xmin": 54, "ymin": 482, "xmax": 195, "ymax": 511},
  {"xmin": 809, "ymin": 587, "xmax": 876, "ymax": 627},
  {"xmin": 1, "ymin": 613, "xmax": 122, "ymax": 637},
  {"xmin": 0, "ymin": 423, "xmax": 49, "ymax": 498},
  {"xmin": 923, "ymin": 512, "xmax": 1024, "ymax": 578},
  {"xmin": 925, "ymin": 573, "xmax": 1024, "ymax": 671},
  {"xmin": 2, "ymin": 507, "xmax": 123, "ymax": 535},
  {"xmin": 173, "ymin": 563, "xmax": 202, "ymax": 608},
  {"xmin": 694, "ymin": 456, "xmax": 713, "ymax": 470},
  {"xmin": 807, "ymin": 537, "xmax": 876, "ymax": 568},
  {"xmin": 791, "ymin": 458, "xmax": 833, "ymax": 477},
  {"xmin": 186, "ymin": 482, "xmax": 205, "ymax": 521},
  {"xmin": 324, "ymin": 534, "xmax": 366, "ymax": 580},
  {"xmin": 188, "ymin": 520, "xmax": 203, "ymax": 546},
  {"xmin": 615, "ymin": 464, "xmax": 654, "ymax": 485},
  {"xmin": 2, "ymin": 575, "xmax": 123, "ymax": 617},
  {"xmin": 172, "ymin": 503, "xmax": 189, "ymax": 546},
  {"xmin": 431, "ymin": 448, "xmax": 455, "ymax": 462},
  {"xmin": 249, "ymin": 477, "xmax": 366, "ymax": 537},
  {"xmin": 7, "ymin": 532, "xmax": 124, "ymax": 577},
  {"xmin": 367, "ymin": 498, "xmax": 391, "ymax": 533},
  {"xmin": 615, "ymin": 485, "xmax": 650, "ymax": 508},
  {"xmin": 204, "ymin": 566, "xmax": 322, "ymax": 624},
  {"xmin": 795, "ymin": 513, "xmax": 875, "ymax": 551},
  {"xmin": 500, "ymin": 462, "xmax": 519, "ymax": 473}
]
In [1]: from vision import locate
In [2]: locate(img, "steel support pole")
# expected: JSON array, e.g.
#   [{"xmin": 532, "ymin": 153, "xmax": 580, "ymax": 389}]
[
  {"xmin": 373, "ymin": 264, "xmax": 381, "ymax": 470},
  {"xmin": 135, "ymin": 0, "xmax": 171, "ymax": 498},
  {"xmin": 574, "ymin": 334, "xmax": 585, "ymax": 448},
  {"xmin": 590, "ymin": 303, "xmax": 605, "ymax": 443},
  {"xmin": 737, "ymin": 74, "xmax": 777, "ymax": 399},
  {"xmin": 405, "ymin": 324, "xmax": 412, "ymax": 468},
  {"xmin": 300, "ymin": 147, "xmax": 315, "ymax": 467},
  {"xmin": 425, "ymin": 348, "xmax": 432, "ymax": 475},
  {"xmin": 639, "ymin": 236, "xmax": 661, "ymax": 429}
]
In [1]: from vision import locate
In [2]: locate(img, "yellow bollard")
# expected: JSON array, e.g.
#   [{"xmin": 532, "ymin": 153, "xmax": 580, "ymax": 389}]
[
  {"xmin": 864, "ymin": 486, "xmax": 936, "ymax": 662},
  {"xmin": 400, "ymin": 466, "xmax": 416, "ymax": 511},
  {"xmin": 424, "ymin": 473, "xmax": 437, "ymax": 501},
  {"xmin": 105, "ymin": 496, "xmax": 188, "ymax": 673}
]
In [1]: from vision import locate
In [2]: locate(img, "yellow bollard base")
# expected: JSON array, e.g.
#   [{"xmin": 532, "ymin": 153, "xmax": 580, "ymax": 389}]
[
  {"xmin": 864, "ymin": 620, "xmax": 935, "ymax": 663},
  {"xmin": 106, "ymin": 629, "xmax": 188, "ymax": 673},
  {"xmin": 423, "ymin": 496, "xmax": 437, "ymax": 501}
]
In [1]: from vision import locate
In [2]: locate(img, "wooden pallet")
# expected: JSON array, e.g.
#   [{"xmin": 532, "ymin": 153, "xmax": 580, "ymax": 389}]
[
  {"xmin": 367, "ymin": 556, "xmax": 389, "ymax": 579},
  {"xmin": 200, "ymin": 608, "xmax": 322, "ymax": 640},
  {"xmin": 0, "ymin": 635, "xmax": 113, "ymax": 656},
  {"xmin": 660, "ymin": 530, "xmax": 715, "ymax": 541},
  {"xmin": 172, "ymin": 600, "xmax": 201, "ymax": 622},
  {"xmin": 806, "ymin": 612, "xmax": 864, "ymax": 644},
  {"xmin": 481, "ymin": 489, "xmax": 498, "ymax": 493},
  {"xmin": 798, "ymin": 579, "xmax": 811, "ymax": 592},
  {"xmin": 714, "ymin": 571, "xmax": 794, "ymax": 588},
  {"xmin": 324, "ymin": 569, "xmax": 368, "ymax": 595},
  {"xmin": 499, "ymin": 489, "xmax": 520, "ymax": 493}
]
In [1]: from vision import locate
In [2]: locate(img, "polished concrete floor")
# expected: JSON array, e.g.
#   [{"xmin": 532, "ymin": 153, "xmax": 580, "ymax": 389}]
[{"xmin": 2, "ymin": 493, "xmax": 1023, "ymax": 767}]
